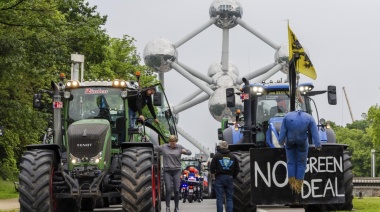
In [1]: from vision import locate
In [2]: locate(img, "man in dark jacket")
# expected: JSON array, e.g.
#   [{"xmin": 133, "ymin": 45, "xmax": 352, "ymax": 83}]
[
  {"xmin": 128, "ymin": 87, "xmax": 159, "ymax": 127},
  {"xmin": 210, "ymin": 141, "xmax": 240, "ymax": 212}
]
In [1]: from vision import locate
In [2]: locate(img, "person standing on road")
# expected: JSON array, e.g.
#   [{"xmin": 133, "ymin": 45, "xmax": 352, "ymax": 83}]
[
  {"xmin": 156, "ymin": 135, "xmax": 192, "ymax": 212},
  {"xmin": 278, "ymin": 110, "xmax": 322, "ymax": 195},
  {"xmin": 210, "ymin": 141, "xmax": 240, "ymax": 212}
]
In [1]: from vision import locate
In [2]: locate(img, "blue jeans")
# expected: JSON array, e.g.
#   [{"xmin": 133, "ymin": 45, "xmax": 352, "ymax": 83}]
[
  {"xmin": 128, "ymin": 109, "xmax": 137, "ymax": 128},
  {"xmin": 215, "ymin": 175, "xmax": 234, "ymax": 212}
]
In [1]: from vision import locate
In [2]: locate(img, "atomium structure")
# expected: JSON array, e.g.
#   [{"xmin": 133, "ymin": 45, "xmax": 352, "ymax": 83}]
[{"xmin": 143, "ymin": 0, "xmax": 290, "ymax": 157}]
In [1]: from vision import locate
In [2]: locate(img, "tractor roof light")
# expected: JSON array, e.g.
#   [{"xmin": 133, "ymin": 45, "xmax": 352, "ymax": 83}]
[
  {"xmin": 66, "ymin": 80, "xmax": 80, "ymax": 89},
  {"xmin": 112, "ymin": 79, "xmax": 127, "ymax": 88},
  {"xmin": 298, "ymin": 85, "xmax": 314, "ymax": 94},
  {"xmin": 250, "ymin": 86, "xmax": 264, "ymax": 96}
]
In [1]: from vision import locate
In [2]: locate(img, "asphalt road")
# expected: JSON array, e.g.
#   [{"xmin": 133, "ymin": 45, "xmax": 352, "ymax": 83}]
[
  {"xmin": 1, "ymin": 198, "xmax": 304, "ymax": 211},
  {"xmin": 91, "ymin": 199, "xmax": 304, "ymax": 212}
]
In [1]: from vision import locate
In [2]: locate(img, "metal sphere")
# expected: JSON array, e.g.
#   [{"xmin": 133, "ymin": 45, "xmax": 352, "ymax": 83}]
[
  {"xmin": 274, "ymin": 43, "xmax": 289, "ymax": 64},
  {"xmin": 274, "ymin": 43, "xmax": 290, "ymax": 74},
  {"xmin": 209, "ymin": 0, "xmax": 243, "ymax": 29},
  {"xmin": 216, "ymin": 74, "xmax": 234, "ymax": 87},
  {"xmin": 143, "ymin": 37, "xmax": 178, "ymax": 73},
  {"xmin": 212, "ymin": 72, "xmax": 236, "ymax": 87},
  {"xmin": 208, "ymin": 87, "xmax": 243, "ymax": 122},
  {"xmin": 207, "ymin": 60, "xmax": 239, "ymax": 77}
]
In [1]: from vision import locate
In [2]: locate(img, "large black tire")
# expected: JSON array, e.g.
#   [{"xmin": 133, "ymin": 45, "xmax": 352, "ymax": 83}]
[
  {"xmin": 232, "ymin": 151, "xmax": 257, "ymax": 212},
  {"xmin": 81, "ymin": 198, "xmax": 95, "ymax": 211},
  {"xmin": 19, "ymin": 149, "xmax": 56, "ymax": 212},
  {"xmin": 154, "ymin": 153, "xmax": 162, "ymax": 212},
  {"xmin": 325, "ymin": 150, "xmax": 354, "ymax": 211},
  {"xmin": 121, "ymin": 147, "xmax": 157, "ymax": 212}
]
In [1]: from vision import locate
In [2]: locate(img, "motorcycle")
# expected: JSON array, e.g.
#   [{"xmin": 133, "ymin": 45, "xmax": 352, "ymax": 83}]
[
  {"xmin": 185, "ymin": 173, "xmax": 202, "ymax": 203},
  {"xmin": 180, "ymin": 174, "xmax": 188, "ymax": 200}
]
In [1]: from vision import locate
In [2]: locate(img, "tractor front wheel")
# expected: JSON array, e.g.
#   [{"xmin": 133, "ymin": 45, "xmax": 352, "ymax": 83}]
[
  {"xmin": 19, "ymin": 149, "xmax": 56, "ymax": 212},
  {"xmin": 121, "ymin": 147, "xmax": 157, "ymax": 212},
  {"xmin": 232, "ymin": 151, "xmax": 257, "ymax": 212}
]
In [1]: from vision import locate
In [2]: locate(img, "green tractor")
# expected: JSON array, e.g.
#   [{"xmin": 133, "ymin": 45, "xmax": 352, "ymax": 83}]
[{"xmin": 18, "ymin": 71, "xmax": 177, "ymax": 211}]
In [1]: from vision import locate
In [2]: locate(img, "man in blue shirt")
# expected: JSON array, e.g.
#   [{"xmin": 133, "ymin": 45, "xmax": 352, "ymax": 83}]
[{"xmin": 278, "ymin": 110, "xmax": 322, "ymax": 194}]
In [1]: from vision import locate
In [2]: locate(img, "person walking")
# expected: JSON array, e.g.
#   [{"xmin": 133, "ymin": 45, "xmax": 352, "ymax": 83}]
[
  {"xmin": 210, "ymin": 141, "xmax": 240, "ymax": 212},
  {"xmin": 278, "ymin": 110, "xmax": 322, "ymax": 197},
  {"xmin": 156, "ymin": 135, "xmax": 192, "ymax": 212}
]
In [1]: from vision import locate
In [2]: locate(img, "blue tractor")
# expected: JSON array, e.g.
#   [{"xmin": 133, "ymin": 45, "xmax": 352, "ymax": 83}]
[{"xmin": 220, "ymin": 78, "xmax": 353, "ymax": 212}]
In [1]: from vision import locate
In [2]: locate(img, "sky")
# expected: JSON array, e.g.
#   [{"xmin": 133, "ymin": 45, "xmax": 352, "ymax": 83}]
[{"xmin": 86, "ymin": 0, "xmax": 380, "ymax": 156}]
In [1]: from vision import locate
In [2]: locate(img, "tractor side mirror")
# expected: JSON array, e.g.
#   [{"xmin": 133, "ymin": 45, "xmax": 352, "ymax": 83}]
[
  {"xmin": 33, "ymin": 94, "xmax": 42, "ymax": 108},
  {"xmin": 327, "ymin": 85, "xmax": 337, "ymax": 105},
  {"xmin": 217, "ymin": 128, "xmax": 223, "ymax": 140},
  {"xmin": 226, "ymin": 88, "xmax": 235, "ymax": 107},
  {"xmin": 153, "ymin": 92, "xmax": 162, "ymax": 106}
]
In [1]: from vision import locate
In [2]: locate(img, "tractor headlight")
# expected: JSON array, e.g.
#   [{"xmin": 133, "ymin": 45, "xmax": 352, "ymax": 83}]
[
  {"xmin": 70, "ymin": 154, "xmax": 81, "ymax": 164},
  {"xmin": 90, "ymin": 152, "xmax": 102, "ymax": 164},
  {"xmin": 319, "ymin": 118, "xmax": 326, "ymax": 125},
  {"xmin": 238, "ymin": 116, "xmax": 245, "ymax": 127},
  {"xmin": 64, "ymin": 91, "xmax": 71, "ymax": 99},
  {"xmin": 121, "ymin": 90, "xmax": 128, "ymax": 98}
]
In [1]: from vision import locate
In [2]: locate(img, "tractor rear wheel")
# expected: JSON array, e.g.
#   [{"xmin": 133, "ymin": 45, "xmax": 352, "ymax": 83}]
[
  {"xmin": 232, "ymin": 151, "xmax": 257, "ymax": 212},
  {"xmin": 325, "ymin": 150, "xmax": 354, "ymax": 211},
  {"xmin": 18, "ymin": 149, "xmax": 56, "ymax": 212},
  {"xmin": 121, "ymin": 146, "xmax": 157, "ymax": 212}
]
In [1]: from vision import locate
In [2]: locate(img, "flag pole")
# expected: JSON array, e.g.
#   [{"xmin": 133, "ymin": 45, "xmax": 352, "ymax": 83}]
[{"xmin": 289, "ymin": 53, "xmax": 299, "ymax": 112}]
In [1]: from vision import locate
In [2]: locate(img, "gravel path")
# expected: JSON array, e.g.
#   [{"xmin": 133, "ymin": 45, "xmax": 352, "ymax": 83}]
[{"xmin": 0, "ymin": 198, "xmax": 19, "ymax": 211}]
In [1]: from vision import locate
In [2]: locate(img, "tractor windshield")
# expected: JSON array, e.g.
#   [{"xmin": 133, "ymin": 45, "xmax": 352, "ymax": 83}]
[
  {"xmin": 68, "ymin": 87, "xmax": 124, "ymax": 122},
  {"xmin": 256, "ymin": 93, "xmax": 307, "ymax": 125}
]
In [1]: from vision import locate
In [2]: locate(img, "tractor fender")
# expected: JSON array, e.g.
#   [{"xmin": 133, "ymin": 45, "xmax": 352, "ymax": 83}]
[{"xmin": 26, "ymin": 144, "xmax": 61, "ymax": 163}]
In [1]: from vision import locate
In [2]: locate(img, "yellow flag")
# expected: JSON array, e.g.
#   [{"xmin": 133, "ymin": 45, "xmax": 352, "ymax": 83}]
[{"xmin": 288, "ymin": 24, "xmax": 317, "ymax": 80}]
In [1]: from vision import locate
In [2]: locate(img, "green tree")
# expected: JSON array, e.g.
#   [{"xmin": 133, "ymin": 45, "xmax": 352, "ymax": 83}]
[
  {"xmin": 335, "ymin": 126, "xmax": 373, "ymax": 177},
  {"xmin": 0, "ymin": 0, "xmax": 154, "ymax": 179},
  {"xmin": 89, "ymin": 35, "xmax": 156, "ymax": 83},
  {"xmin": 367, "ymin": 105, "xmax": 380, "ymax": 149}
]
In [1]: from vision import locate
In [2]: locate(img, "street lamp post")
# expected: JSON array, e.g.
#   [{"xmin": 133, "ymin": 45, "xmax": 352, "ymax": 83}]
[{"xmin": 371, "ymin": 149, "xmax": 376, "ymax": 177}]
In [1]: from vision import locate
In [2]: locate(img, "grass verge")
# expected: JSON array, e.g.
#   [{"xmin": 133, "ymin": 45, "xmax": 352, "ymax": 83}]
[
  {"xmin": 0, "ymin": 179, "xmax": 19, "ymax": 199},
  {"xmin": 352, "ymin": 196, "xmax": 380, "ymax": 212}
]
